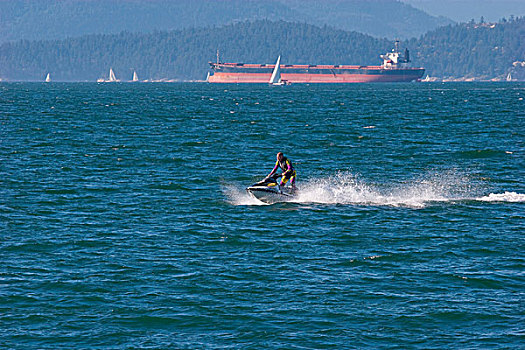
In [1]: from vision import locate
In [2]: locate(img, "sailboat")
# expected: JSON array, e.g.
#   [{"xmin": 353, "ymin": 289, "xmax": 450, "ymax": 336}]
[
  {"xmin": 132, "ymin": 71, "xmax": 139, "ymax": 82},
  {"xmin": 269, "ymin": 56, "xmax": 286, "ymax": 85},
  {"xmin": 109, "ymin": 68, "xmax": 118, "ymax": 82},
  {"xmin": 506, "ymin": 72, "xmax": 512, "ymax": 82},
  {"xmin": 97, "ymin": 68, "xmax": 120, "ymax": 82},
  {"xmin": 45, "ymin": 73, "xmax": 51, "ymax": 82}
]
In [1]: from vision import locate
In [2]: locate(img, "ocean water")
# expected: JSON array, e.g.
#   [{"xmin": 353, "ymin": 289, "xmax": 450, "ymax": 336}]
[{"xmin": 1, "ymin": 82, "xmax": 524, "ymax": 349}]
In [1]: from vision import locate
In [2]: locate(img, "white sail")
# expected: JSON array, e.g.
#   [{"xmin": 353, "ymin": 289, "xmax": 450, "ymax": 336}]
[
  {"xmin": 269, "ymin": 56, "xmax": 282, "ymax": 84},
  {"xmin": 45, "ymin": 73, "xmax": 51, "ymax": 82},
  {"xmin": 109, "ymin": 68, "xmax": 116, "ymax": 81},
  {"xmin": 132, "ymin": 71, "xmax": 139, "ymax": 82},
  {"xmin": 109, "ymin": 68, "xmax": 117, "ymax": 82},
  {"xmin": 97, "ymin": 68, "xmax": 120, "ymax": 82},
  {"xmin": 506, "ymin": 72, "xmax": 512, "ymax": 81}
]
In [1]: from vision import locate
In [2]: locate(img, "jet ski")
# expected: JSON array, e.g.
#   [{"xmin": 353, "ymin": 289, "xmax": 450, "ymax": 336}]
[{"xmin": 246, "ymin": 174, "xmax": 297, "ymax": 204}]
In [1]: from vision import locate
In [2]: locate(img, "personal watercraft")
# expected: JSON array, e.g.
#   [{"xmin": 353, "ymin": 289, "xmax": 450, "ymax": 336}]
[{"xmin": 246, "ymin": 174, "xmax": 297, "ymax": 204}]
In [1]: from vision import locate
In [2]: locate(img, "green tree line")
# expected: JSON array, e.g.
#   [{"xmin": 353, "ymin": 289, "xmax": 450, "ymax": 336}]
[
  {"xmin": 407, "ymin": 16, "xmax": 525, "ymax": 78},
  {"xmin": 0, "ymin": 18, "xmax": 523, "ymax": 81}
]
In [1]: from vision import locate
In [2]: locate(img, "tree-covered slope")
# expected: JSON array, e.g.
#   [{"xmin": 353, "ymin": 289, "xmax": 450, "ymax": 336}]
[
  {"xmin": 0, "ymin": 21, "xmax": 392, "ymax": 81},
  {"xmin": 0, "ymin": 18, "xmax": 523, "ymax": 81},
  {"xmin": 0, "ymin": 0, "xmax": 451, "ymax": 43},
  {"xmin": 409, "ymin": 17, "xmax": 525, "ymax": 79}
]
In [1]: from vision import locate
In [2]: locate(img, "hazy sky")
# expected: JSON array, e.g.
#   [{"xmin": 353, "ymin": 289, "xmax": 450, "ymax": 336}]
[{"xmin": 402, "ymin": 0, "xmax": 525, "ymax": 22}]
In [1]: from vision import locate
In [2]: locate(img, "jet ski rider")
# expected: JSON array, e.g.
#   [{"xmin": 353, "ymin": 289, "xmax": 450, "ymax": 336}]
[{"xmin": 267, "ymin": 152, "xmax": 297, "ymax": 191}]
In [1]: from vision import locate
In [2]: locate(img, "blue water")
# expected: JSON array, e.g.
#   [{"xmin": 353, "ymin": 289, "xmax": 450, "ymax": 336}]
[{"xmin": 1, "ymin": 82, "xmax": 524, "ymax": 349}]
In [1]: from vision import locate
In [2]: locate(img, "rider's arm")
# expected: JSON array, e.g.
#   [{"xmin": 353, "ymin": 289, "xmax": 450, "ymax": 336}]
[
  {"xmin": 283, "ymin": 160, "xmax": 293, "ymax": 175},
  {"xmin": 268, "ymin": 161, "xmax": 279, "ymax": 177}
]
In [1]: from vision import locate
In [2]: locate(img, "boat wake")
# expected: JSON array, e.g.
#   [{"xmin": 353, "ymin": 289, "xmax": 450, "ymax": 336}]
[
  {"xmin": 224, "ymin": 171, "xmax": 524, "ymax": 208},
  {"xmin": 223, "ymin": 184, "xmax": 268, "ymax": 206},
  {"xmin": 291, "ymin": 171, "xmax": 472, "ymax": 208},
  {"xmin": 476, "ymin": 192, "xmax": 525, "ymax": 202}
]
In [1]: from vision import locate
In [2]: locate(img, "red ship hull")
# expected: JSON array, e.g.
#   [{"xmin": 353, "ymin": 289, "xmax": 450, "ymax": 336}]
[
  {"xmin": 208, "ymin": 63, "xmax": 425, "ymax": 83},
  {"xmin": 208, "ymin": 72, "xmax": 424, "ymax": 83}
]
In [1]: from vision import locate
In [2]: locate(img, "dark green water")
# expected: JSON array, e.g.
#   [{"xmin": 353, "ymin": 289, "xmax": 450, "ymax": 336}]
[{"xmin": 1, "ymin": 82, "xmax": 524, "ymax": 349}]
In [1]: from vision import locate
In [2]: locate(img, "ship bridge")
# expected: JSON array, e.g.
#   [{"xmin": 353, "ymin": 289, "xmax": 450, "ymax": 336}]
[{"xmin": 381, "ymin": 40, "xmax": 411, "ymax": 69}]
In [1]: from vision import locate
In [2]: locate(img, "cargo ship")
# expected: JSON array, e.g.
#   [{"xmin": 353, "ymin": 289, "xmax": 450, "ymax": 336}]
[{"xmin": 207, "ymin": 41, "xmax": 424, "ymax": 83}]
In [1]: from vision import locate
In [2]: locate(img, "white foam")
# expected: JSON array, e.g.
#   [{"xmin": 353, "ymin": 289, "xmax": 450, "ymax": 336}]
[
  {"xmin": 477, "ymin": 192, "xmax": 525, "ymax": 203},
  {"xmin": 225, "ymin": 172, "xmax": 523, "ymax": 208},
  {"xmin": 291, "ymin": 171, "xmax": 467, "ymax": 208},
  {"xmin": 222, "ymin": 184, "xmax": 267, "ymax": 206}
]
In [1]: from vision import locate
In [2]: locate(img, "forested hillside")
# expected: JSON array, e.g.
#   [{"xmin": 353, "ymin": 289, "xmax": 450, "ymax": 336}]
[
  {"xmin": 0, "ymin": 0, "xmax": 451, "ymax": 43},
  {"xmin": 408, "ymin": 17, "xmax": 525, "ymax": 79},
  {"xmin": 0, "ymin": 18, "xmax": 523, "ymax": 81},
  {"xmin": 0, "ymin": 21, "xmax": 392, "ymax": 81}
]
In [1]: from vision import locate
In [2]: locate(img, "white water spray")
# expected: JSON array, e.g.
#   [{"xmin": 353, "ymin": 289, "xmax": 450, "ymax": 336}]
[
  {"xmin": 290, "ymin": 171, "xmax": 470, "ymax": 208},
  {"xmin": 477, "ymin": 192, "xmax": 525, "ymax": 202},
  {"xmin": 222, "ymin": 184, "xmax": 268, "ymax": 206},
  {"xmin": 224, "ymin": 171, "xmax": 524, "ymax": 208}
]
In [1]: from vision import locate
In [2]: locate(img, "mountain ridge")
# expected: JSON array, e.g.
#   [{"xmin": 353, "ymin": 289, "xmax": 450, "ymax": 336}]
[{"xmin": 0, "ymin": 0, "xmax": 452, "ymax": 43}]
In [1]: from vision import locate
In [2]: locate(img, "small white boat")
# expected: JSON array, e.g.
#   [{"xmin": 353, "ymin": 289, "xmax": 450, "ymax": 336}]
[
  {"xmin": 506, "ymin": 72, "xmax": 512, "ymax": 82},
  {"xmin": 97, "ymin": 68, "xmax": 120, "ymax": 82},
  {"xmin": 132, "ymin": 71, "xmax": 139, "ymax": 82},
  {"xmin": 109, "ymin": 68, "xmax": 118, "ymax": 82},
  {"xmin": 45, "ymin": 73, "xmax": 51, "ymax": 82},
  {"xmin": 269, "ymin": 56, "xmax": 287, "ymax": 86}
]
